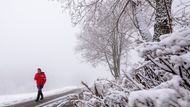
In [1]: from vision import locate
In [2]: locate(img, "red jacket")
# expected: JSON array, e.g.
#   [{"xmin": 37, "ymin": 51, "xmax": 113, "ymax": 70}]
[{"xmin": 34, "ymin": 72, "xmax": 46, "ymax": 86}]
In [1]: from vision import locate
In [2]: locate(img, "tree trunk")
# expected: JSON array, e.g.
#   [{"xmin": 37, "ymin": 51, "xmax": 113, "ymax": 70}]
[
  {"xmin": 153, "ymin": 0, "xmax": 172, "ymax": 41},
  {"xmin": 110, "ymin": 32, "xmax": 122, "ymax": 79}
]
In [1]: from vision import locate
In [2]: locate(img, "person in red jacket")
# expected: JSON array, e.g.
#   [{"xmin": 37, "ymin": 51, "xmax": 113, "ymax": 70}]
[{"xmin": 34, "ymin": 68, "xmax": 46, "ymax": 102}]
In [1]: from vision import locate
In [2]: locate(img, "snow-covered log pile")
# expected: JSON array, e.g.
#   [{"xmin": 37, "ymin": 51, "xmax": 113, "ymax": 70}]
[{"xmin": 62, "ymin": 30, "xmax": 190, "ymax": 107}]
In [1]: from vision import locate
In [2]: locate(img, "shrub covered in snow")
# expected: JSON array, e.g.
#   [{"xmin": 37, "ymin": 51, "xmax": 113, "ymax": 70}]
[
  {"xmin": 137, "ymin": 30, "xmax": 190, "ymax": 89},
  {"xmin": 62, "ymin": 31, "xmax": 190, "ymax": 107},
  {"xmin": 128, "ymin": 30, "xmax": 190, "ymax": 107},
  {"xmin": 128, "ymin": 76, "xmax": 190, "ymax": 107}
]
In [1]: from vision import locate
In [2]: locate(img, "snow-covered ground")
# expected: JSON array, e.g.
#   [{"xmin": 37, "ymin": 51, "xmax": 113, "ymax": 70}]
[{"xmin": 0, "ymin": 86, "xmax": 78, "ymax": 106}]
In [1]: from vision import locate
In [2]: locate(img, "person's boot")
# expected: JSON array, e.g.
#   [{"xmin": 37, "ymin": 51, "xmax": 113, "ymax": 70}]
[
  {"xmin": 40, "ymin": 97, "xmax": 43, "ymax": 100},
  {"xmin": 35, "ymin": 92, "xmax": 40, "ymax": 102},
  {"xmin": 35, "ymin": 99, "xmax": 39, "ymax": 102}
]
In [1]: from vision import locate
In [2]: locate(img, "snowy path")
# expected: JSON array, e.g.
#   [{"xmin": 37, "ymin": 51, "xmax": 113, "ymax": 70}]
[{"xmin": 6, "ymin": 89, "xmax": 81, "ymax": 107}]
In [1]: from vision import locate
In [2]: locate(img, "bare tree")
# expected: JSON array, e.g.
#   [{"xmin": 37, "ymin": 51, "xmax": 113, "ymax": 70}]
[
  {"xmin": 61, "ymin": 0, "xmax": 155, "ymax": 40},
  {"xmin": 60, "ymin": 0, "xmax": 175, "ymax": 78},
  {"xmin": 76, "ymin": 11, "xmax": 130, "ymax": 78}
]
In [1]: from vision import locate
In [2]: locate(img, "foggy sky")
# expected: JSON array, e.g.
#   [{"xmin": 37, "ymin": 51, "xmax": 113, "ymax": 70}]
[{"xmin": 0, "ymin": 0, "xmax": 111, "ymax": 95}]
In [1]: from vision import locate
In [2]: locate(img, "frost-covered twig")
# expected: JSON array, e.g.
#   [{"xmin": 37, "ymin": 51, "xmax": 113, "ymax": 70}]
[
  {"xmin": 103, "ymin": 79, "xmax": 130, "ymax": 93},
  {"xmin": 81, "ymin": 81, "xmax": 95, "ymax": 95},
  {"xmin": 159, "ymin": 58, "xmax": 177, "ymax": 75},
  {"xmin": 146, "ymin": 54, "xmax": 172, "ymax": 73},
  {"xmin": 122, "ymin": 70, "xmax": 144, "ymax": 90}
]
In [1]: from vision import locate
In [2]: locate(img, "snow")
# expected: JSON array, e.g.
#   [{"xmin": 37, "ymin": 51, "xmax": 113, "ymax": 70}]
[
  {"xmin": 155, "ymin": 75, "xmax": 182, "ymax": 89},
  {"xmin": 171, "ymin": 52, "xmax": 190, "ymax": 66},
  {"xmin": 0, "ymin": 86, "xmax": 78, "ymax": 106},
  {"xmin": 138, "ymin": 30, "xmax": 190, "ymax": 69},
  {"xmin": 128, "ymin": 88, "xmax": 179, "ymax": 107},
  {"xmin": 159, "ymin": 30, "xmax": 190, "ymax": 47},
  {"xmin": 128, "ymin": 75, "xmax": 190, "ymax": 107},
  {"xmin": 138, "ymin": 30, "xmax": 190, "ymax": 58}
]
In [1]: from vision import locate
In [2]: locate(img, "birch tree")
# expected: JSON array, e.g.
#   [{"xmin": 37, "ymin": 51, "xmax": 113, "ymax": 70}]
[{"xmin": 75, "ymin": 1, "xmax": 131, "ymax": 78}]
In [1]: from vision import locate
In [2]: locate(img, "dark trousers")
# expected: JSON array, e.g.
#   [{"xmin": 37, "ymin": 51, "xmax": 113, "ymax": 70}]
[{"xmin": 36, "ymin": 85, "xmax": 44, "ymax": 101}]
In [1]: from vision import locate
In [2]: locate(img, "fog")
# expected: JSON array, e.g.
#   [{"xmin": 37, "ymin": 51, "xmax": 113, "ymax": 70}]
[{"xmin": 0, "ymin": 0, "xmax": 111, "ymax": 95}]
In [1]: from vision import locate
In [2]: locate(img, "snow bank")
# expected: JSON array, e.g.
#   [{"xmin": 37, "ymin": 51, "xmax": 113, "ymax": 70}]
[
  {"xmin": 128, "ymin": 76, "xmax": 190, "ymax": 107},
  {"xmin": 128, "ymin": 88, "xmax": 179, "ymax": 107},
  {"xmin": 0, "ymin": 86, "xmax": 78, "ymax": 106}
]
